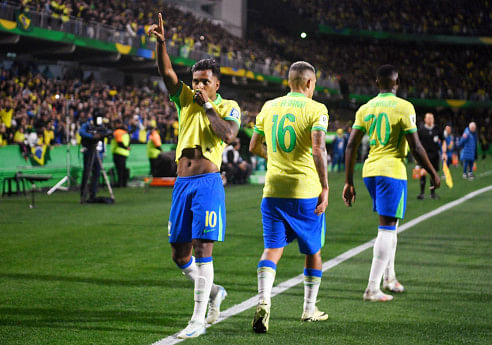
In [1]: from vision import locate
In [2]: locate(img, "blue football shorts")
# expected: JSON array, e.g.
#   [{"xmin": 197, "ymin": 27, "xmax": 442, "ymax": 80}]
[
  {"xmin": 261, "ymin": 197, "xmax": 326, "ymax": 255},
  {"xmin": 363, "ymin": 176, "xmax": 407, "ymax": 219},
  {"xmin": 168, "ymin": 172, "xmax": 226, "ymax": 243}
]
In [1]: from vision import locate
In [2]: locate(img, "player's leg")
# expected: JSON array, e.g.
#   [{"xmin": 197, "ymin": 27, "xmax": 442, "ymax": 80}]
[
  {"xmin": 186, "ymin": 173, "xmax": 228, "ymax": 330},
  {"xmin": 253, "ymin": 248, "xmax": 283, "ymax": 334},
  {"xmin": 363, "ymin": 176, "xmax": 406, "ymax": 301},
  {"xmin": 257, "ymin": 247, "xmax": 283, "ymax": 306},
  {"xmin": 301, "ymin": 250, "xmax": 328, "ymax": 321},
  {"xmin": 253, "ymin": 198, "xmax": 287, "ymax": 333},
  {"xmin": 293, "ymin": 200, "xmax": 328, "ymax": 321},
  {"xmin": 168, "ymin": 176, "xmax": 207, "ymax": 338},
  {"xmin": 382, "ymin": 218, "xmax": 405, "ymax": 293},
  {"xmin": 364, "ymin": 215, "xmax": 397, "ymax": 302}
]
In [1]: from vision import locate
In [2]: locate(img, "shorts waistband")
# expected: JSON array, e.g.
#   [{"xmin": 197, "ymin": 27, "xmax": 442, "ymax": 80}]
[{"xmin": 176, "ymin": 172, "xmax": 220, "ymax": 181}]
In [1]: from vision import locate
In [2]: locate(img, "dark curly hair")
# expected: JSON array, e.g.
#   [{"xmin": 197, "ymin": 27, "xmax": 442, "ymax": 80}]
[{"xmin": 191, "ymin": 58, "xmax": 221, "ymax": 79}]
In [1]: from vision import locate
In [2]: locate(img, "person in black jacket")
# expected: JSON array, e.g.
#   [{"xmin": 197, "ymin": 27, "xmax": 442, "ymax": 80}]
[{"xmin": 417, "ymin": 113, "xmax": 445, "ymax": 200}]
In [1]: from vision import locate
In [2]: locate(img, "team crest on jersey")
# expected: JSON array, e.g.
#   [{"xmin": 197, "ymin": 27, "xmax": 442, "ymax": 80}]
[
  {"xmin": 229, "ymin": 108, "xmax": 240, "ymax": 119},
  {"xmin": 319, "ymin": 115, "xmax": 328, "ymax": 126}
]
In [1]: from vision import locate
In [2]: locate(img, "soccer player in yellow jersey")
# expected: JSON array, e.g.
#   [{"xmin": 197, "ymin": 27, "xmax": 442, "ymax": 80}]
[
  {"xmin": 148, "ymin": 13, "xmax": 240, "ymax": 338},
  {"xmin": 249, "ymin": 61, "xmax": 329, "ymax": 332},
  {"xmin": 343, "ymin": 65, "xmax": 440, "ymax": 302}
]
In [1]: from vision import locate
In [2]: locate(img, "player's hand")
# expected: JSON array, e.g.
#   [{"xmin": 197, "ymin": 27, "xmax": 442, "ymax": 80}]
[
  {"xmin": 342, "ymin": 183, "xmax": 356, "ymax": 207},
  {"xmin": 314, "ymin": 187, "xmax": 328, "ymax": 215},
  {"xmin": 430, "ymin": 173, "xmax": 441, "ymax": 190},
  {"xmin": 147, "ymin": 13, "xmax": 165, "ymax": 44},
  {"xmin": 193, "ymin": 89, "xmax": 209, "ymax": 106}
]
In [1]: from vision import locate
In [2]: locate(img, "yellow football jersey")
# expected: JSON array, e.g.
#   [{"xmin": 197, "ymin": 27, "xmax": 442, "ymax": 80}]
[
  {"xmin": 170, "ymin": 81, "xmax": 241, "ymax": 169},
  {"xmin": 254, "ymin": 92, "xmax": 329, "ymax": 198},
  {"xmin": 353, "ymin": 93, "xmax": 417, "ymax": 180}
]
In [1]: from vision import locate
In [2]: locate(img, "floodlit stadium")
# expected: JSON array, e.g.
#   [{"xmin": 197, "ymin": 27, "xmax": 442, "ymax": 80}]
[{"xmin": 0, "ymin": 1, "xmax": 491, "ymax": 344}]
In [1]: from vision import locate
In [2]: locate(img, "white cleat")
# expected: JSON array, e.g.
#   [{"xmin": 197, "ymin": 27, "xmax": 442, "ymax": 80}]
[
  {"xmin": 383, "ymin": 279, "xmax": 405, "ymax": 293},
  {"xmin": 301, "ymin": 307, "xmax": 329, "ymax": 322},
  {"xmin": 363, "ymin": 288, "xmax": 394, "ymax": 302},
  {"xmin": 176, "ymin": 320, "xmax": 206, "ymax": 339},
  {"xmin": 206, "ymin": 285, "xmax": 228, "ymax": 324},
  {"xmin": 252, "ymin": 301, "xmax": 270, "ymax": 333}
]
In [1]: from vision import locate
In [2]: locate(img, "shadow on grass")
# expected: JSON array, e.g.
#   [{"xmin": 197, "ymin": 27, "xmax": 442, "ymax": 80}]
[
  {"xmin": 0, "ymin": 306, "xmax": 189, "ymax": 334},
  {"xmin": 0, "ymin": 272, "xmax": 190, "ymax": 288}
]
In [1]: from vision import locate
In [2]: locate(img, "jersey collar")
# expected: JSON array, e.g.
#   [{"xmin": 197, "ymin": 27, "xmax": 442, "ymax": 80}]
[
  {"xmin": 212, "ymin": 93, "xmax": 223, "ymax": 105},
  {"xmin": 378, "ymin": 92, "xmax": 394, "ymax": 97},
  {"xmin": 287, "ymin": 92, "xmax": 307, "ymax": 97}
]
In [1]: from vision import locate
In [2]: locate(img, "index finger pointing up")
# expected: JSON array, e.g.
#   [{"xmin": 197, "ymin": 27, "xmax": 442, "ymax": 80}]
[{"xmin": 158, "ymin": 12, "xmax": 163, "ymax": 28}]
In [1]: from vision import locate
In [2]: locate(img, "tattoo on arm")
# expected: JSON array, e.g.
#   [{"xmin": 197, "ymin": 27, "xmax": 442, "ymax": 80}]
[
  {"xmin": 205, "ymin": 108, "xmax": 238, "ymax": 144},
  {"xmin": 312, "ymin": 130, "xmax": 328, "ymax": 189}
]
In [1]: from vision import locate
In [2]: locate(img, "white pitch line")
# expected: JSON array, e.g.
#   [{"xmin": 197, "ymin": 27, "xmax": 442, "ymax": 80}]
[
  {"xmin": 479, "ymin": 170, "xmax": 492, "ymax": 177},
  {"xmin": 152, "ymin": 184, "xmax": 492, "ymax": 345}
]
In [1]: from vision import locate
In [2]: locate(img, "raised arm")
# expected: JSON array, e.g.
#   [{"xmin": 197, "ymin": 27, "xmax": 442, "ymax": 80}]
[
  {"xmin": 312, "ymin": 130, "xmax": 329, "ymax": 215},
  {"xmin": 406, "ymin": 131, "xmax": 440, "ymax": 189},
  {"xmin": 147, "ymin": 13, "xmax": 179, "ymax": 96},
  {"xmin": 343, "ymin": 128, "xmax": 364, "ymax": 206}
]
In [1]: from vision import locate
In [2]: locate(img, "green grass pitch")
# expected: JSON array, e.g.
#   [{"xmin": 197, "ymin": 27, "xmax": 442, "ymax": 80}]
[{"xmin": 0, "ymin": 160, "xmax": 491, "ymax": 345}]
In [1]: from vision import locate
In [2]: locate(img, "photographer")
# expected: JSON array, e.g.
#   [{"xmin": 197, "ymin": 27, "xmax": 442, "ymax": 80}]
[
  {"xmin": 111, "ymin": 119, "xmax": 130, "ymax": 187},
  {"xmin": 79, "ymin": 112, "xmax": 105, "ymax": 202}
]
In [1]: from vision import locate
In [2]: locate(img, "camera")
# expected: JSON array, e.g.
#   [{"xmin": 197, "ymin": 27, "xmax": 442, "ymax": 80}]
[{"xmin": 88, "ymin": 109, "xmax": 113, "ymax": 139}]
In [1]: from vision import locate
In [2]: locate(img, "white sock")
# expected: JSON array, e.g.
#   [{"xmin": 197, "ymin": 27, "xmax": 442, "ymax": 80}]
[
  {"xmin": 180, "ymin": 256, "xmax": 198, "ymax": 281},
  {"xmin": 384, "ymin": 229, "xmax": 398, "ymax": 282},
  {"xmin": 367, "ymin": 229, "xmax": 395, "ymax": 291},
  {"xmin": 303, "ymin": 268, "xmax": 322, "ymax": 313},
  {"xmin": 257, "ymin": 261, "xmax": 276, "ymax": 306},
  {"xmin": 190, "ymin": 259, "xmax": 214, "ymax": 323},
  {"xmin": 179, "ymin": 256, "xmax": 219, "ymax": 298}
]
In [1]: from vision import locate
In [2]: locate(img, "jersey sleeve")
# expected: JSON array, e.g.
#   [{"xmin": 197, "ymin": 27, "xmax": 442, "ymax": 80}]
[
  {"xmin": 169, "ymin": 81, "xmax": 194, "ymax": 109},
  {"xmin": 220, "ymin": 100, "xmax": 241, "ymax": 127},
  {"xmin": 401, "ymin": 102, "xmax": 417, "ymax": 134},
  {"xmin": 352, "ymin": 107, "xmax": 366, "ymax": 132},
  {"xmin": 310, "ymin": 104, "xmax": 329, "ymax": 133},
  {"xmin": 254, "ymin": 103, "xmax": 268, "ymax": 136}
]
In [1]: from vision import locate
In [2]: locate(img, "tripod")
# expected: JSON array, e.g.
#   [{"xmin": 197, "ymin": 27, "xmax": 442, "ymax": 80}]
[
  {"xmin": 80, "ymin": 141, "xmax": 114, "ymax": 204},
  {"xmin": 47, "ymin": 103, "xmax": 72, "ymax": 195}
]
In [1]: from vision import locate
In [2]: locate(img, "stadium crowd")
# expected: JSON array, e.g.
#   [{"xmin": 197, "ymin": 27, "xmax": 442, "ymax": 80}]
[
  {"xmin": 281, "ymin": 0, "xmax": 491, "ymax": 35},
  {"xmin": 1, "ymin": 62, "xmax": 490, "ymax": 160},
  {"xmin": 0, "ymin": 62, "xmax": 267, "ymax": 148},
  {"xmin": 257, "ymin": 28, "xmax": 491, "ymax": 101},
  {"xmin": 9, "ymin": 0, "xmax": 491, "ymax": 101},
  {"xmin": 11, "ymin": 0, "xmax": 289, "ymax": 76}
]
